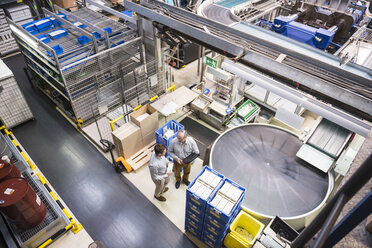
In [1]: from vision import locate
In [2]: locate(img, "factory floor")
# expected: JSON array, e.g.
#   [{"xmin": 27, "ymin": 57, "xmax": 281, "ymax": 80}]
[
  {"xmin": 3, "ymin": 54, "xmax": 196, "ymax": 248},
  {"xmin": 3, "ymin": 54, "xmax": 372, "ymax": 248}
]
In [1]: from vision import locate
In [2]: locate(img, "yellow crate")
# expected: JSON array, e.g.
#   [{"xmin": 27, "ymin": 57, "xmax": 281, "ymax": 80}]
[{"xmin": 228, "ymin": 211, "xmax": 264, "ymax": 247}]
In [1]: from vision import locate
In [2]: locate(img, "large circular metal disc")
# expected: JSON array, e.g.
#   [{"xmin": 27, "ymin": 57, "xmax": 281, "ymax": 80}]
[{"xmin": 210, "ymin": 124, "xmax": 332, "ymax": 219}]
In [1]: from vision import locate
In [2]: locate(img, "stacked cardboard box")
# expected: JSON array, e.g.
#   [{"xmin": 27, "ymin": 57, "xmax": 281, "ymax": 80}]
[
  {"xmin": 112, "ymin": 122, "xmax": 143, "ymax": 159},
  {"xmin": 130, "ymin": 104, "xmax": 159, "ymax": 146}
]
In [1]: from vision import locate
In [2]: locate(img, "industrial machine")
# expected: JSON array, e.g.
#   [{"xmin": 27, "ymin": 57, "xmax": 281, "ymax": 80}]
[{"xmin": 209, "ymin": 124, "xmax": 335, "ymax": 230}]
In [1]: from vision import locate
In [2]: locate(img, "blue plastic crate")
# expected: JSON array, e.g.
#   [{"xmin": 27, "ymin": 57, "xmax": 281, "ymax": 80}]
[
  {"xmin": 202, "ymin": 233, "xmax": 224, "ymax": 248},
  {"xmin": 72, "ymin": 21, "xmax": 87, "ymax": 29},
  {"xmin": 185, "ymin": 217, "xmax": 203, "ymax": 234},
  {"xmin": 155, "ymin": 119, "xmax": 184, "ymax": 149},
  {"xmin": 48, "ymin": 28, "xmax": 68, "ymax": 40},
  {"xmin": 22, "ymin": 21, "xmax": 36, "ymax": 32},
  {"xmin": 203, "ymin": 228, "xmax": 226, "ymax": 244},
  {"xmin": 186, "ymin": 209, "xmax": 203, "ymax": 223},
  {"xmin": 104, "ymin": 27, "xmax": 112, "ymax": 34},
  {"xmin": 206, "ymin": 178, "xmax": 246, "ymax": 225},
  {"xmin": 36, "ymin": 34, "xmax": 50, "ymax": 44},
  {"xmin": 57, "ymin": 13, "xmax": 68, "ymax": 20},
  {"xmin": 186, "ymin": 166, "xmax": 224, "ymax": 212},
  {"xmin": 92, "ymin": 31, "xmax": 101, "ymax": 39},
  {"xmin": 186, "ymin": 199, "xmax": 205, "ymax": 216},
  {"xmin": 122, "ymin": 10, "xmax": 134, "ymax": 17},
  {"xmin": 185, "ymin": 223, "xmax": 202, "ymax": 239},
  {"xmin": 47, "ymin": 45, "xmax": 63, "ymax": 57},
  {"xmin": 77, "ymin": 35, "xmax": 92, "ymax": 45},
  {"xmin": 204, "ymin": 221, "xmax": 229, "ymax": 238},
  {"xmin": 204, "ymin": 214, "xmax": 229, "ymax": 231},
  {"xmin": 34, "ymin": 18, "xmax": 53, "ymax": 31}
]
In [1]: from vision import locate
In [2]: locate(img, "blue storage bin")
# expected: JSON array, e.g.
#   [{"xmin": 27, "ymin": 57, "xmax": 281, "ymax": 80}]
[
  {"xmin": 202, "ymin": 233, "xmax": 224, "ymax": 248},
  {"xmin": 186, "ymin": 212, "xmax": 203, "ymax": 227},
  {"xmin": 204, "ymin": 221, "xmax": 229, "ymax": 238},
  {"xmin": 77, "ymin": 35, "xmax": 92, "ymax": 45},
  {"xmin": 22, "ymin": 21, "xmax": 36, "ymax": 32},
  {"xmin": 186, "ymin": 166, "xmax": 224, "ymax": 212},
  {"xmin": 36, "ymin": 34, "xmax": 50, "ymax": 44},
  {"xmin": 203, "ymin": 228, "xmax": 226, "ymax": 244},
  {"xmin": 187, "ymin": 200, "xmax": 205, "ymax": 216},
  {"xmin": 48, "ymin": 28, "xmax": 68, "ymax": 40},
  {"xmin": 155, "ymin": 120, "xmax": 184, "ymax": 150},
  {"xmin": 57, "ymin": 13, "xmax": 68, "ymax": 20},
  {"xmin": 34, "ymin": 18, "xmax": 53, "ymax": 32},
  {"xmin": 186, "ymin": 209, "xmax": 203, "ymax": 223},
  {"xmin": 73, "ymin": 21, "xmax": 87, "ymax": 29},
  {"xmin": 122, "ymin": 10, "xmax": 134, "ymax": 17},
  {"xmin": 92, "ymin": 31, "xmax": 101, "ymax": 39},
  {"xmin": 185, "ymin": 217, "xmax": 203, "ymax": 234},
  {"xmin": 185, "ymin": 223, "xmax": 202, "ymax": 239},
  {"xmin": 104, "ymin": 27, "xmax": 112, "ymax": 34},
  {"xmin": 47, "ymin": 45, "xmax": 63, "ymax": 57},
  {"xmin": 206, "ymin": 178, "xmax": 245, "ymax": 225},
  {"xmin": 204, "ymin": 214, "xmax": 229, "ymax": 231}
]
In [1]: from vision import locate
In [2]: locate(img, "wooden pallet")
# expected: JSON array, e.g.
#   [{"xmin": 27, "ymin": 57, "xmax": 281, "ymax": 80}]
[{"xmin": 126, "ymin": 141, "xmax": 156, "ymax": 172}]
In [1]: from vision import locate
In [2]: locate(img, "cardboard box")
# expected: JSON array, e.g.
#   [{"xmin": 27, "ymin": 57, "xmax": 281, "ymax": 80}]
[
  {"xmin": 52, "ymin": 0, "xmax": 77, "ymax": 10},
  {"xmin": 130, "ymin": 104, "xmax": 159, "ymax": 145},
  {"xmin": 112, "ymin": 121, "xmax": 143, "ymax": 159}
]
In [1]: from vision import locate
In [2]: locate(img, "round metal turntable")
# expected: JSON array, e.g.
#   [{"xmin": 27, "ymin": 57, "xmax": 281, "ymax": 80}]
[{"xmin": 210, "ymin": 124, "xmax": 333, "ymax": 228}]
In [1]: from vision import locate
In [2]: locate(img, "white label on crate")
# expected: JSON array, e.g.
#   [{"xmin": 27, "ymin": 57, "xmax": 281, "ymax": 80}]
[
  {"xmin": 35, "ymin": 19, "xmax": 50, "ymax": 26},
  {"xmin": 73, "ymin": 22, "xmax": 83, "ymax": 27},
  {"xmin": 4, "ymin": 188, "xmax": 15, "ymax": 195},
  {"xmin": 36, "ymin": 195, "xmax": 41, "ymax": 206},
  {"xmin": 49, "ymin": 29, "xmax": 66, "ymax": 36}
]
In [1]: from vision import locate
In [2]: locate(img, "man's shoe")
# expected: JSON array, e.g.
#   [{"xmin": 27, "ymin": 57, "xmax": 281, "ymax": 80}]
[
  {"xmin": 162, "ymin": 187, "xmax": 169, "ymax": 193},
  {"xmin": 183, "ymin": 180, "xmax": 190, "ymax": 186},
  {"xmin": 154, "ymin": 195, "xmax": 166, "ymax": 202},
  {"xmin": 175, "ymin": 181, "xmax": 180, "ymax": 189}
]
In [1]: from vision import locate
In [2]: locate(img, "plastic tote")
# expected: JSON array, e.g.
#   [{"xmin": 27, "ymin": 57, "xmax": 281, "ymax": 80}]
[{"xmin": 226, "ymin": 211, "xmax": 265, "ymax": 248}]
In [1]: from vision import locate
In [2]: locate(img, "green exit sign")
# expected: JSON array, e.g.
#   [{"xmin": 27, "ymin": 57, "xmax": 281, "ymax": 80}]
[{"xmin": 203, "ymin": 56, "xmax": 217, "ymax": 69}]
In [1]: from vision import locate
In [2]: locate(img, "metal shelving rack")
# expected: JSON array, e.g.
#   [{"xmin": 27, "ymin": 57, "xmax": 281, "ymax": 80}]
[{"xmin": 8, "ymin": 2, "xmax": 167, "ymax": 149}]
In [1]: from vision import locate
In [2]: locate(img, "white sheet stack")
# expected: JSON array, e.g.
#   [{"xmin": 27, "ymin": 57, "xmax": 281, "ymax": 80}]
[
  {"xmin": 188, "ymin": 169, "xmax": 223, "ymax": 200},
  {"xmin": 210, "ymin": 181, "xmax": 244, "ymax": 215}
]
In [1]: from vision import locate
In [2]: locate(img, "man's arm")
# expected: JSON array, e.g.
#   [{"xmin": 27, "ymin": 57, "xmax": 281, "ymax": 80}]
[
  {"xmin": 168, "ymin": 139, "xmax": 179, "ymax": 161},
  {"xmin": 190, "ymin": 138, "xmax": 200, "ymax": 155}
]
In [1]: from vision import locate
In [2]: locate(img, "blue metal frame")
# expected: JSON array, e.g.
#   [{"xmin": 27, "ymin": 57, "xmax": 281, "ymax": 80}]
[{"xmin": 324, "ymin": 189, "xmax": 372, "ymax": 247}]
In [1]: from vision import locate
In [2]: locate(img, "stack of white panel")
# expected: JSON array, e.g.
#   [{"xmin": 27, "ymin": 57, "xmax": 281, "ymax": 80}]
[
  {"xmin": 0, "ymin": 9, "xmax": 18, "ymax": 56},
  {"xmin": 209, "ymin": 181, "xmax": 244, "ymax": 215},
  {"xmin": 189, "ymin": 169, "xmax": 223, "ymax": 200},
  {"xmin": 5, "ymin": 4, "xmax": 33, "ymax": 25},
  {"xmin": 0, "ymin": 59, "xmax": 33, "ymax": 128}
]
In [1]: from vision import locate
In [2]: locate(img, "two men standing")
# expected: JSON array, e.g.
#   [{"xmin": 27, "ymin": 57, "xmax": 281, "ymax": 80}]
[{"xmin": 149, "ymin": 129, "xmax": 199, "ymax": 202}]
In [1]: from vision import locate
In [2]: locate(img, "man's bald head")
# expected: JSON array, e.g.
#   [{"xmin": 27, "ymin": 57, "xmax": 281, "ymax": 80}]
[{"xmin": 177, "ymin": 130, "xmax": 187, "ymax": 143}]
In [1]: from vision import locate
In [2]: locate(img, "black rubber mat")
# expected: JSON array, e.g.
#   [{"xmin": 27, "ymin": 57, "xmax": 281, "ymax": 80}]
[
  {"xmin": 180, "ymin": 117, "xmax": 220, "ymax": 160},
  {"xmin": 4, "ymin": 55, "xmax": 196, "ymax": 248}
]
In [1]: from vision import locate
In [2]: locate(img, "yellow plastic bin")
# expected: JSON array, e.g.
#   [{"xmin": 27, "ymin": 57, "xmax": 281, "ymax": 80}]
[
  {"xmin": 224, "ymin": 232, "xmax": 250, "ymax": 248},
  {"xmin": 226, "ymin": 211, "xmax": 265, "ymax": 248}
]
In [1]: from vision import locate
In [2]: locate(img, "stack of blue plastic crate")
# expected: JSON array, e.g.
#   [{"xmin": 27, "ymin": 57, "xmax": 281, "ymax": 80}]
[
  {"xmin": 185, "ymin": 166, "xmax": 224, "ymax": 239},
  {"xmin": 202, "ymin": 178, "xmax": 246, "ymax": 248}
]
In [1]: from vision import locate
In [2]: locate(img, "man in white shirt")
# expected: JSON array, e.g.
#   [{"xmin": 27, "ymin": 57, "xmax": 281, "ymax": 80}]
[
  {"xmin": 168, "ymin": 130, "xmax": 199, "ymax": 189},
  {"xmin": 148, "ymin": 144, "xmax": 172, "ymax": 201}
]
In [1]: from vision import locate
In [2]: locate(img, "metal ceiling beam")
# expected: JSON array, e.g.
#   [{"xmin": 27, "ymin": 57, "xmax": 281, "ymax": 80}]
[{"xmin": 124, "ymin": 0, "xmax": 372, "ymax": 117}]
